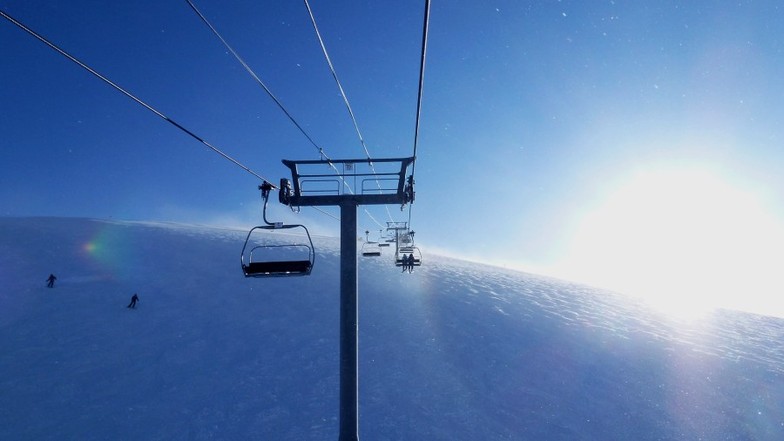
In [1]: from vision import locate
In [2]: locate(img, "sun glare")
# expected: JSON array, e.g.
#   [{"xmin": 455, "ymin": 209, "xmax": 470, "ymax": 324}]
[{"xmin": 557, "ymin": 168, "xmax": 784, "ymax": 319}]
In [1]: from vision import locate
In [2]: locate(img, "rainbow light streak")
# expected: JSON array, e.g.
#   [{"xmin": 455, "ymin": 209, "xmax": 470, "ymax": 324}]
[{"xmin": 79, "ymin": 223, "xmax": 137, "ymax": 280}]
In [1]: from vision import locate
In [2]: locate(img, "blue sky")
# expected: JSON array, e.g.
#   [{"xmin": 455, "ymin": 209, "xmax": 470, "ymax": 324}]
[{"xmin": 3, "ymin": 1, "xmax": 784, "ymax": 314}]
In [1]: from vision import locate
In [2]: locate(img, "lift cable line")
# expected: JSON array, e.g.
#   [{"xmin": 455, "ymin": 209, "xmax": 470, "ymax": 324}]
[
  {"xmin": 186, "ymin": 0, "xmax": 383, "ymax": 230},
  {"xmin": 185, "ymin": 0, "xmax": 353, "ymax": 190},
  {"xmin": 303, "ymin": 0, "xmax": 396, "ymax": 225},
  {"xmin": 187, "ymin": 0, "xmax": 367, "ymax": 223},
  {"xmin": 2, "ymin": 6, "xmax": 339, "ymax": 226},
  {"xmin": 407, "ymin": 0, "xmax": 431, "ymax": 227},
  {"xmin": 0, "ymin": 8, "xmax": 272, "ymax": 185},
  {"xmin": 303, "ymin": 0, "xmax": 370, "ymax": 161},
  {"xmin": 363, "ymin": 209, "xmax": 383, "ymax": 230},
  {"xmin": 411, "ymin": 0, "xmax": 431, "ymax": 178},
  {"xmin": 311, "ymin": 206, "xmax": 341, "ymax": 221},
  {"xmin": 186, "ymin": 0, "xmax": 332, "ymax": 171}
]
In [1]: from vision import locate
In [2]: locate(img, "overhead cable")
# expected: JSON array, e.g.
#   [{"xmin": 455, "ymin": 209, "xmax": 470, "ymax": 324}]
[
  {"xmin": 0, "ymin": 8, "xmax": 272, "ymax": 185},
  {"xmin": 187, "ymin": 0, "xmax": 382, "ymax": 228},
  {"xmin": 411, "ymin": 0, "xmax": 431, "ymax": 179},
  {"xmin": 408, "ymin": 0, "xmax": 431, "ymax": 227},
  {"xmin": 185, "ymin": 0, "xmax": 329, "ymax": 165},
  {"xmin": 303, "ymin": 0, "xmax": 370, "ymax": 161},
  {"xmin": 185, "ymin": 0, "xmax": 353, "ymax": 193},
  {"xmin": 303, "ymin": 0, "xmax": 395, "ymax": 223},
  {"xmin": 312, "ymin": 206, "xmax": 340, "ymax": 221}
]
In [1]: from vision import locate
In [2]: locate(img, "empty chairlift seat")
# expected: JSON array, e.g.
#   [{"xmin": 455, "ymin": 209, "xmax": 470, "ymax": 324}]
[
  {"xmin": 361, "ymin": 242, "xmax": 382, "ymax": 257},
  {"xmin": 241, "ymin": 225, "xmax": 315, "ymax": 277}
]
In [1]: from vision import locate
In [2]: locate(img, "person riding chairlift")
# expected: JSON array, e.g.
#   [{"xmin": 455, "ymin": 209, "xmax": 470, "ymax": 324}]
[{"xmin": 401, "ymin": 253, "xmax": 414, "ymax": 273}]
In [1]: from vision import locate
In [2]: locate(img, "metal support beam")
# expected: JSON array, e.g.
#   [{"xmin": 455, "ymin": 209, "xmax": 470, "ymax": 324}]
[
  {"xmin": 339, "ymin": 202, "xmax": 359, "ymax": 441},
  {"xmin": 280, "ymin": 157, "xmax": 414, "ymax": 207},
  {"xmin": 278, "ymin": 157, "xmax": 414, "ymax": 440}
]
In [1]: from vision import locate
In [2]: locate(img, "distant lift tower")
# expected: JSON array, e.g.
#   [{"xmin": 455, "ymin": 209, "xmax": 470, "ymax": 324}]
[{"xmin": 279, "ymin": 156, "xmax": 415, "ymax": 441}]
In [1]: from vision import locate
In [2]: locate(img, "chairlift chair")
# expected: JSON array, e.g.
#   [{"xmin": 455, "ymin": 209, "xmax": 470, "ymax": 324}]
[
  {"xmin": 361, "ymin": 241, "xmax": 382, "ymax": 257},
  {"xmin": 241, "ymin": 224, "xmax": 315, "ymax": 277},
  {"xmin": 373, "ymin": 229, "xmax": 390, "ymax": 247},
  {"xmin": 395, "ymin": 246, "xmax": 422, "ymax": 267},
  {"xmin": 241, "ymin": 182, "xmax": 315, "ymax": 277}
]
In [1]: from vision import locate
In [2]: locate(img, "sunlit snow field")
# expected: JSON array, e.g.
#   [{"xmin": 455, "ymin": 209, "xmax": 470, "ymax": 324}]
[{"xmin": 1, "ymin": 217, "xmax": 783, "ymax": 440}]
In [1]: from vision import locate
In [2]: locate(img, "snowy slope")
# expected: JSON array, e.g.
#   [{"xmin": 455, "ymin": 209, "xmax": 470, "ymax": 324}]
[{"xmin": 1, "ymin": 217, "xmax": 783, "ymax": 440}]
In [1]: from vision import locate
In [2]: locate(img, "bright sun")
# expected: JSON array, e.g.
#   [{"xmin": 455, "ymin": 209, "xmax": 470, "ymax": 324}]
[{"xmin": 557, "ymin": 167, "xmax": 784, "ymax": 319}]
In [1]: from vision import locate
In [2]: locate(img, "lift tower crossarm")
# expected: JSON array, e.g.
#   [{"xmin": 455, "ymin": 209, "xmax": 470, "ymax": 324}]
[{"xmin": 281, "ymin": 157, "xmax": 414, "ymax": 207}]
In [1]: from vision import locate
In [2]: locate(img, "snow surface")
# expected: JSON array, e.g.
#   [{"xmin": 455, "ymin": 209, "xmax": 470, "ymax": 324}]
[{"xmin": 1, "ymin": 217, "xmax": 783, "ymax": 440}]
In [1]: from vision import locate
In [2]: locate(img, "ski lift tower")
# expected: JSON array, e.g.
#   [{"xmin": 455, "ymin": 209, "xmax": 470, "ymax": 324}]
[{"xmin": 279, "ymin": 156, "xmax": 415, "ymax": 441}]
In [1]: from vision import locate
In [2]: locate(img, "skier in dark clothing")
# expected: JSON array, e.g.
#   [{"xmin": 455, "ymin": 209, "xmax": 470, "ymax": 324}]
[
  {"xmin": 46, "ymin": 274, "xmax": 57, "ymax": 288},
  {"xmin": 127, "ymin": 293, "xmax": 139, "ymax": 309}
]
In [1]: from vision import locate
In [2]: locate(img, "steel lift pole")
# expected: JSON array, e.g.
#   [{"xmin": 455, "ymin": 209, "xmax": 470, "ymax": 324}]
[
  {"xmin": 339, "ymin": 201, "xmax": 359, "ymax": 440},
  {"xmin": 279, "ymin": 157, "xmax": 414, "ymax": 441}
]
